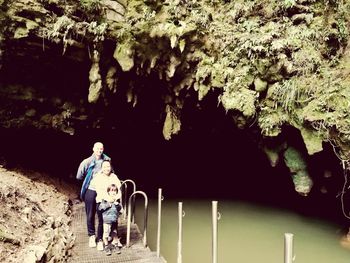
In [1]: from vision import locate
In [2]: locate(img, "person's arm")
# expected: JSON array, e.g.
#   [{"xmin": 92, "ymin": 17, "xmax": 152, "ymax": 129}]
[
  {"xmin": 98, "ymin": 200, "xmax": 111, "ymax": 212},
  {"xmin": 112, "ymin": 174, "xmax": 122, "ymax": 201},
  {"xmin": 76, "ymin": 158, "xmax": 89, "ymax": 180}
]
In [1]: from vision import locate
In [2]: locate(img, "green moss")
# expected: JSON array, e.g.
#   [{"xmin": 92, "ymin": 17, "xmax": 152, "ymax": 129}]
[
  {"xmin": 291, "ymin": 170, "xmax": 313, "ymax": 196},
  {"xmin": 14, "ymin": 27, "xmax": 29, "ymax": 38},
  {"xmin": 283, "ymin": 146, "xmax": 307, "ymax": 172},
  {"xmin": 283, "ymin": 146, "xmax": 313, "ymax": 195},
  {"xmin": 299, "ymin": 127, "xmax": 324, "ymax": 155},
  {"xmin": 113, "ymin": 42, "xmax": 134, "ymax": 72},
  {"xmin": 79, "ymin": 0, "xmax": 102, "ymax": 12},
  {"xmin": 162, "ymin": 104, "xmax": 181, "ymax": 140},
  {"xmin": 220, "ymin": 87, "xmax": 257, "ymax": 117}
]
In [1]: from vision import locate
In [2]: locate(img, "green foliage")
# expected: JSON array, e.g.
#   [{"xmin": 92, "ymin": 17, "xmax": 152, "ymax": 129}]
[
  {"xmin": 112, "ymin": 0, "xmax": 350, "ymax": 151},
  {"xmin": 44, "ymin": 15, "xmax": 107, "ymax": 54},
  {"xmin": 269, "ymin": 79, "xmax": 308, "ymax": 113},
  {"xmin": 87, "ymin": 21, "xmax": 108, "ymax": 42},
  {"xmin": 46, "ymin": 15, "xmax": 75, "ymax": 40},
  {"xmin": 283, "ymin": 0, "xmax": 296, "ymax": 9},
  {"xmin": 79, "ymin": 0, "xmax": 102, "ymax": 12},
  {"xmin": 258, "ymin": 107, "xmax": 287, "ymax": 137}
]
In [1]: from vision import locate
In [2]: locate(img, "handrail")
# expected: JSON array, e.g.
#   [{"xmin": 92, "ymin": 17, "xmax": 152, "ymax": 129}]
[
  {"xmin": 126, "ymin": 191, "xmax": 148, "ymax": 248},
  {"xmin": 156, "ymin": 188, "xmax": 164, "ymax": 258},
  {"xmin": 120, "ymin": 179, "xmax": 136, "ymax": 221}
]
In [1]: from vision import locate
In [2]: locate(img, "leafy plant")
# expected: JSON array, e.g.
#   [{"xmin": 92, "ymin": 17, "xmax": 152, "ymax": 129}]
[{"xmin": 79, "ymin": 0, "xmax": 102, "ymax": 12}]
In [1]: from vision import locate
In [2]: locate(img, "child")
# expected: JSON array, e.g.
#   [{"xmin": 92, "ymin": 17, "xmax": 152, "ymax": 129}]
[{"xmin": 98, "ymin": 184, "xmax": 123, "ymax": 255}]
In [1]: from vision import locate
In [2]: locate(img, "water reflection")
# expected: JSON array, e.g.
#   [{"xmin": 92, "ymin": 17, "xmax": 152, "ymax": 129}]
[{"xmin": 133, "ymin": 199, "xmax": 350, "ymax": 263}]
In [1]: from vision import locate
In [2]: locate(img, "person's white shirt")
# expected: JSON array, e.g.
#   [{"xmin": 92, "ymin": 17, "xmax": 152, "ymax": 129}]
[{"xmin": 92, "ymin": 171, "xmax": 122, "ymax": 203}]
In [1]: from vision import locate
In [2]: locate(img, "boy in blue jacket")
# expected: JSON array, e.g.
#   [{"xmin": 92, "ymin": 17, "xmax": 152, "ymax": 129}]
[{"xmin": 98, "ymin": 184, "xmax": 123, "ymax": 255}]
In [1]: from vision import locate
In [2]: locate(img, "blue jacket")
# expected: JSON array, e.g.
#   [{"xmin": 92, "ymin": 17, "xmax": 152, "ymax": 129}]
[
  {"xmin": 98, "ymin": 200, "xmax": 121, "ymax": 224},
  {"xmin": 76, "ymin": 153, "xmax": 111, "ymax": 200}
]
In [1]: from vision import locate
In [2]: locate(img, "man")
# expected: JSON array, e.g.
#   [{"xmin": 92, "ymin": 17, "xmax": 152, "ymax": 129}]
[{"xmin": 76, "ymin": 142, "xmax": 111, "ymax": 250}]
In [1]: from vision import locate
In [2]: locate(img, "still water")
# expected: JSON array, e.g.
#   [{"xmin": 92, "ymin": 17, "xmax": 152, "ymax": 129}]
[{"xmin": 133, "ymin": 199, "xmax": 350, "ymax": 263}]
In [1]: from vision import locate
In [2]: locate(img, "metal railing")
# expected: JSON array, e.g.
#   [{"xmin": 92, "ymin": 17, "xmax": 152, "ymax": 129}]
[
  {"xmin": 156, "ymin": 188, "xmax": 164, "ymax": 258},
  {"xmin": 123, "ymin": 192, "xmax": 295, "ymax": 263},
  {"xmin": 120, "ymin": 179, "xmax": 136, "ymax": 221},
  {"xmin": 177, "ymin": 202, "xmax": 185, "ymax": 263},
  {"xmin": 126, "ymin": 191, "xmax": 148, "ymax": 248},
  {"xmin": 284, "ymin": 233, "xmax": 294, "ymax": 263},
  {"xmin": 212, "ymin": 201, "xmax": 221, "ymax": 263}
]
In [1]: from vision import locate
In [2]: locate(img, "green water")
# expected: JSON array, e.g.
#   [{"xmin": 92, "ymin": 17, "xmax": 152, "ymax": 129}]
[{"xmin": 133, "ymin": 199, "xmax": 350, "ymax": 263}]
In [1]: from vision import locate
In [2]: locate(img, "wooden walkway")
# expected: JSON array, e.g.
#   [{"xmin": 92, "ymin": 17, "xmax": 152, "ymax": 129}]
[{"xmin": 69, "ymin": 202, "xmax": 167, "ymax": 263}]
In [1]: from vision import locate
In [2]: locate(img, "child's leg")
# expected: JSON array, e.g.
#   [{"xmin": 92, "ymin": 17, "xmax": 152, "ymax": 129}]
[
  {"xmin": 111, "ymin": 221, "xmax": 123, "ymax": 248},
  {"xmin": 111, "ymin": 220, "xmax": 118, "ymax": 236},
  {"xmin": 102, "ymin": 223, "xmax": 111, "ymax": 246}
]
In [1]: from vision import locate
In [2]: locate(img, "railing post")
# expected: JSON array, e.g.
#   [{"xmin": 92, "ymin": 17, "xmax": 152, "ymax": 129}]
[
  {"xmin": 120, "ymin": 179, "xmax": 136, "ymax": 221},
  {"xmin": 126, "ymin": 191, "xmax": 148, "ymax": 248},
  {"xmin": 212, "ymin": 201, "xmax": 219, "ymax": 263},
  {"xmin": 156, "ymin": 188, "xmax": 163, "ymax": 258},
  {"xmin": 177, "ymin": 202, "xmax": 184, "ymax": 263},
  {"xmin": 126, "ymin": 197, "xmax": 132, "ymax": 247},
  {"xmin": 122, "ymin": 183, "xmax": 128, "ymax": 220},
  {"xmin": 284, "ymin": 233, "xmax": 294, "ymax": 263}
]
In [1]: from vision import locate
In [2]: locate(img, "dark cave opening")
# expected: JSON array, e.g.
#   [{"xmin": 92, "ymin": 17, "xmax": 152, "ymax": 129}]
[{"xmin": 0, "ymin": 102, "xmax": 348, "ymax": 227}]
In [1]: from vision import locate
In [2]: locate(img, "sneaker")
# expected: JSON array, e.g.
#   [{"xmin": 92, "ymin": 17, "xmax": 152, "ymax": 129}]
[
  {"xmin": 112, "ymin": 238, "xmax": 123, "ymax": 248},
  {"xmin": 113, "ymin": 245, "xmax": 121, "ymax": 254},
  {"xmin": 88, "ymin": 235, "xmax": 96, "ymax": 248},
  {"xmin": 105, "ymin": 245, "xmax": 112, "ymax": 256},
  {"xmin": 116, "ymin": 239, "xmax": 123, "ymax": 248},
  {"xmin": 97, "ymin": 240, "xmax": 104, "ymax": 251}
]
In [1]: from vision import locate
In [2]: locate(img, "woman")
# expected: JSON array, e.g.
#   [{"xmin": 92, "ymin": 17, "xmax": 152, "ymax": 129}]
[{"xmin": 92, "ymin": 160, "xmax": 122, "ymax": 251}]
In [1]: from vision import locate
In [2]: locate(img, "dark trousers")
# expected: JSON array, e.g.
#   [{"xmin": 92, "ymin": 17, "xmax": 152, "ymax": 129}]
[{"xmin": 84, "ymin": 189, "xmax": 103, "ymax": 240}]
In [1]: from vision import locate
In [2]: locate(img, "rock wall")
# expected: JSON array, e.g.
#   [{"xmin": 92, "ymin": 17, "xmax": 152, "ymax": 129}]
[{"xmin": 0, "ymin": 167, "xmax": 75, "ymax": 263}]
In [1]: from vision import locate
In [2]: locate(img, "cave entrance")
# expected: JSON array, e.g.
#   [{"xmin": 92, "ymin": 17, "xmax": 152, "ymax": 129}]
[{"xmin": 0, "ymin": 92, "xmax": 346, "ymax": 225}]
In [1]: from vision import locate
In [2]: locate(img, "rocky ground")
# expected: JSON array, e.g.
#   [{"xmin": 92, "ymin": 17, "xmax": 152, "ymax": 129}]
[{"xmin": 0, "ymin": 166, "xmax": 77, "ymax": 263}]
